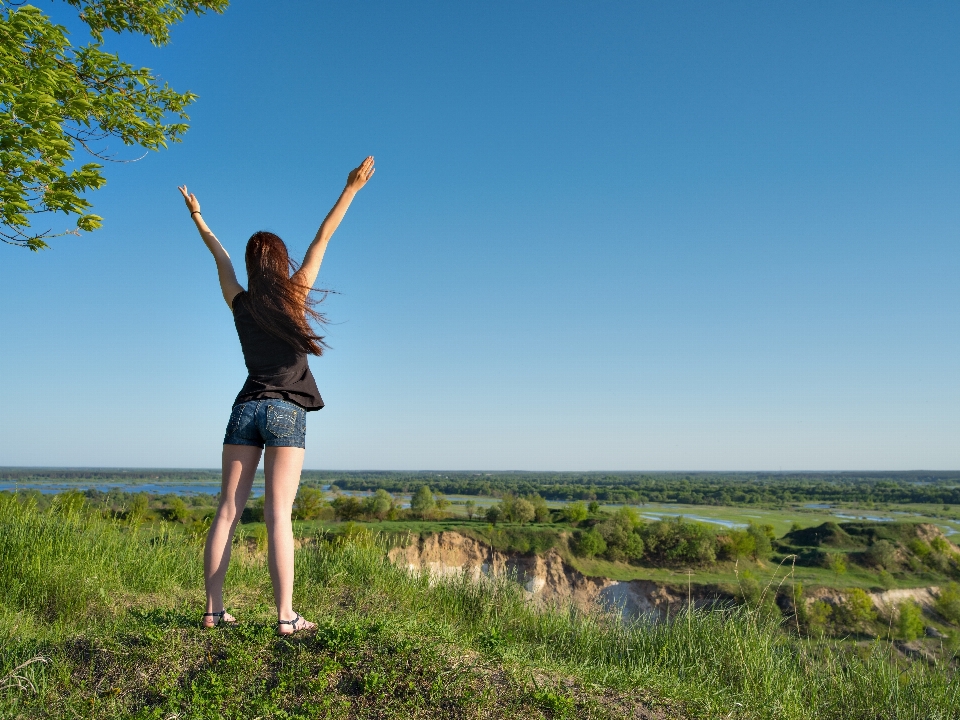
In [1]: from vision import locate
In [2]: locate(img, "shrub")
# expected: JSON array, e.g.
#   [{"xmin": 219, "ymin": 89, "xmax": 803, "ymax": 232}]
[
  {"xmin": 596, "ymin": 508, "xmax": 644, "ymax": 562},
  {"xmin": 241, "ymin": 496, "xmax": 265, "ymax": 523},
  {"xmin": 930, "ymin": 536, "xmax": 952, "ymax": 554},
  {"xmin": 877, "ymin": 569, "xmax": 895, "ymax": 589},
  {"xmin": 331, "ymin": 495, "xmax": 364, "ymax": 521},
  {"xmin": 169, "ymin": 497, "xmax": 190, "ymax": 523},
  {"xmin": 738, "ymin": 569, "xmax": 762, "ymax": 606},
  {"xmin": 865, "ymin": 540, "xmax": 896, "ymax": 570},
  {"xmin": 623, "ymin": 532, "xmax": 645, "ymax": 561},
  {"xmin": 719, "ymin": 530, "xmax": 756, "ymax": 560},
  {"xmin": 925, "ymin": 551, "xmax": 951, "ymax": 573},
  {"xmin": 807, "ymin": 600, "xmax": 833, "ymax": 632},
  {"xmin": 129, "ymin": 492, "xmax": 149, "ymax": 519},
  {"xmin": 572, "ymin": 528, "xmax": 607, "ymax": 557},
  {"xmin": 897, "ymin": 601, "xmax": 925, "ymax": 640},
  {"xmin": 597, "ymin": 515, "xmax": 631, "ymax": 547},
  {"xmin": 839, "ymin": 588, "xmax": 876, "ymax": 629},
  {"xmin": 935, "ymin": 582, "xmax": 960, "ymax": 626},
  {"xmin": 907, "ymin": 539, "xmax": 931, "ymax": 558},
  {"xmin": 640, "ymin": 517, "xmax": 717, "ymax": 566},
  {"xmin": 485, "ymin": 505, "xmax": 503, "ymax": 525},
  {"xmin": 746, "ymin": 523, "xmax": 774, "ymax": 559},
  {"xmin": 828, "ymin": 554, "xmax": 847, "ymax": 576}
]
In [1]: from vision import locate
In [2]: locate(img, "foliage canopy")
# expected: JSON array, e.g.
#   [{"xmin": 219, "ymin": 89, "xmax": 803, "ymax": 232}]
[{"xmin": 1, "ymin": 0, "xmax": 227, "ymax": 250}]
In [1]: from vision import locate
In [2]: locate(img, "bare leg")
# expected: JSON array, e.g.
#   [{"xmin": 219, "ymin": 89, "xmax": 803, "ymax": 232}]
[
  {"xmin": 204, "ymin": 444, "xmax": 262, "ymax": 625},
  {"xmin": 263, "ymin": 446, "xmax": 315, "ymax": 633}
]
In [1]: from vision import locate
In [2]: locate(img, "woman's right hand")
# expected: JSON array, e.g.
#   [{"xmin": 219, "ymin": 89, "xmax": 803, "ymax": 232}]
[
  {"xmin": 345, "ymin": 156, "xmax": 375, "ymax": 193},
  {"xmin": 178, "ymin": 185, "xmax": 201, "ymax": 215}
]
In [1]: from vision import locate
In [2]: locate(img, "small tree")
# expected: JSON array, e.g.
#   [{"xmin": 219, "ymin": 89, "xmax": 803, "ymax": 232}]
[
  {"xmin": 498, "ymin": 493, "xmax": 516, "ymax": 522},
  {"xmin": 829, "ymin": 553, "xmax": 847, "ymax": 577},
  {"xmin": 169, "ymin": 497, "xmax": 189, "ymax": 523},
  {"xmin": 935, "ymin": 582, "xmax": 960, "ymax": 626},
  {"xmin": 410, "ymin": 485, "xmax": 435, "ymax": 517},
  {"xmin": 293, "ymin": 486, "xmax": 325, "ymax": 521},
  {"xmin": 844, "ymin": 588, "xmax": 876, "ymax": 629},
  {"xmin": 623, "ymin": 532, "xmax": 645, "ymax": 561},
  {"xmin": 897, "ymin": 601, "xmax": 925, "ymax": 640},
  {"xmin": 464, "ymin": 500, "xmax": 476, "ymax": 520},
  {"xmin": 588, "ymin": 501, "xmax": 600, "ymax": 514},
  {"xmin": 721, "ymin": 530, "xmax": 756, "ymax": 560},
  {"xmin": 513, "ymin": 498, "xmax": 535, "ymax": 526},
  {"xmin": 866, "ymin": 540, "xmax": 896, "ymax": 570},
  {"xmin": 370, "ymin": 488, "xmax": 393, "ymax": 520},
  {"xmin": 485, "ymin": 505, "xmax": 503, "ymax": 526},
  {"xmin": 525, "ymin": 494, "xmax": 550, "ymax": 523},
  {"xmin": 129, "ymin": 492, "xmax": 149, "ymax": 519},
  {"xmin": 746, "ymin": 523, "xmax": 774, "ymax": 560},
  {"xmin": 562, "ymin": 502, "xmax": 588, "ymax": 526},
  {"xmin": 331, "ymin": 495, "xmax": 363, "ymax": 521},
  {"xmin": 807, "ymin": 600, "xmax": 833, "ymax": 631}
]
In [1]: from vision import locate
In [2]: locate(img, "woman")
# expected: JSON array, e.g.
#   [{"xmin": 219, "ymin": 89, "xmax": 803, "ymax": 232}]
[{"xmin": 178, "ymin": 156, "xmax": 375, "ymax": 634}]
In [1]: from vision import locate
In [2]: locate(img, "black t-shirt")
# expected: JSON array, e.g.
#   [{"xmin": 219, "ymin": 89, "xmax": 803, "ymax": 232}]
[{"xmin": 231, "ymin": 291, "xmax": 324, "ymax": 411}]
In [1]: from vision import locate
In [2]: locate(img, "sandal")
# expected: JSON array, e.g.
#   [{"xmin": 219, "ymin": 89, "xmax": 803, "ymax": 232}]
[
  {"xmin": 277, "ymin": 611, "xmax": 315, "ymax": 636},
  {"xmin": 203, "ymin": 610, "xmax": 238, "ymax": 628}
]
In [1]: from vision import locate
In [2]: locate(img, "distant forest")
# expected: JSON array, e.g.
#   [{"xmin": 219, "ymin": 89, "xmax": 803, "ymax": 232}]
[{"xmin": 2, "ymin": 468, "xmax": 959, "ymax": 506}]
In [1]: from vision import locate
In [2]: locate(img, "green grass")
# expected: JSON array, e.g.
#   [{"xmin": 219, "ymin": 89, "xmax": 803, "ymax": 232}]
[
  {"xmin": 1, "ymin": 494, "xmax": 959, "ymax": 718},
  {"xmin": 563, "ymin": 555, "xmax": 906, "ymax": 589}
]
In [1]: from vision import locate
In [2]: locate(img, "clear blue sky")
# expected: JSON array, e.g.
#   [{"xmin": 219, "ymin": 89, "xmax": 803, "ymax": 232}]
[{"xmin": 2, "ymin": 1, "xmax": 958, "ymax": 470}]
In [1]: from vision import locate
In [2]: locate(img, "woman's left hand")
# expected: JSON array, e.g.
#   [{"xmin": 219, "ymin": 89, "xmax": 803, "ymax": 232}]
[
  {"xmin": 178, "ymin": 185, "xmax": 201, "ymax": 215},
  {"xmin": 345, "ymin": 156, "xmax": 375, "ymax": 193}
]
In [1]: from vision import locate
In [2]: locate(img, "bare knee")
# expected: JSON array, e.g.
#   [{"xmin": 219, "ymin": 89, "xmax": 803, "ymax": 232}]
[
  {"xmin": 263, "ymin": 503, "xmax": 292, "ymax": 530},
  {"xmin": 215, "ymin": 501, "xmax": 241, "ymax": 527}
]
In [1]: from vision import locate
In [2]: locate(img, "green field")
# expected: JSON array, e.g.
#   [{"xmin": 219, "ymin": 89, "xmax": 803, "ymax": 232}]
[{"xmin": 2, "ymin": 492, "xmax": 959, "ymax": 719}]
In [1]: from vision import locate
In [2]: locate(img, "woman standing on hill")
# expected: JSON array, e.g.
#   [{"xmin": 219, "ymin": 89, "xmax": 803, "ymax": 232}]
[{"xmin": 178, "ymin": 157, "xmax": 375, "ymax": 634}]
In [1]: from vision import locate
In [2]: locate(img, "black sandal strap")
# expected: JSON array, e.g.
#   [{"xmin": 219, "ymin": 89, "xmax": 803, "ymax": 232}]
[
  {"xmin": 203, "ymin": 611, "xmax": 226, "ymax": 626},
  {"xmin": 277, "ymin": 611, "xmax": 301, "ymax": 628}
]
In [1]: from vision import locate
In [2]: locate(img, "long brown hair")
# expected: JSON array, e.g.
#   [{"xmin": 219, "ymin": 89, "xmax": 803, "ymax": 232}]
[{"xmin": 244, "ymin": 231, "xmax": 328, "ymax": 355}]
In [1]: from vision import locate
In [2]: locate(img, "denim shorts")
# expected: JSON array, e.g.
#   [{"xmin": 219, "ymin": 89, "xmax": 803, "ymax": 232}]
[{"xmin": 223, "ymin": 399, "xmax": 307, "ymax": 449}]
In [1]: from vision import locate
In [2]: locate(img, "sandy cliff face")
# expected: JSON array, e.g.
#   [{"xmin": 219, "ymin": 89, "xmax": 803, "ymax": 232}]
[
  {"xmin": 387, "ymin": 531, "xmax": 731, "ymax": 620},
  {"xmin": 806, "ymin": 585, "xmax": 941, "ymax": 612},
  {"xmin": 387, "ymin": 531, "xmax": 611, "ymax": 603}
]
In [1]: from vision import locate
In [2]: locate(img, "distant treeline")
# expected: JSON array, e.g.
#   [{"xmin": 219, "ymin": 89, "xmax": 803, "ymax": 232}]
[
  {"xmin": 304, "ymin": 472, "xmax": 960, "ymax": 505},
  {"xmin": 3, "ymin": 468, "xmax": 960, "ymax": 506},
  {"xmin": 311, "ymin": 471, "xmax": 960, "ymax": 506}
]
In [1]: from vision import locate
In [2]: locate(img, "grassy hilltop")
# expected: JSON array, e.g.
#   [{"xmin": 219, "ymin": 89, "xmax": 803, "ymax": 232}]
[{"xmin": 1, "ymin": 492, "xmax": 959, "ymax": 719}]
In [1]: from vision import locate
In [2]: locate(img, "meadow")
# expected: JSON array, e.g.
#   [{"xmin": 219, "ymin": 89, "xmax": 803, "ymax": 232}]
[{"xmin": 1, "ymin": 490, "xmax": 959, "ymax": 719}]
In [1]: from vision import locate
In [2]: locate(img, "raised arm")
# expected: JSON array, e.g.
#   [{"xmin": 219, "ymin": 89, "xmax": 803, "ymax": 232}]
[
  {"xmin": 293, "ymin": 156, "xmax": 375, "ymax": 290},
  {"xmin": 178, "ymin": 185, "xmax": 244, "ymax": 309}
]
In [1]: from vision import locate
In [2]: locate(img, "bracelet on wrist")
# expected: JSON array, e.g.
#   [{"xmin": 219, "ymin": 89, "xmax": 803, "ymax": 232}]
[{"xmin": 191, "ymin": 210, "xmax": 201, "ymax": 217}]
